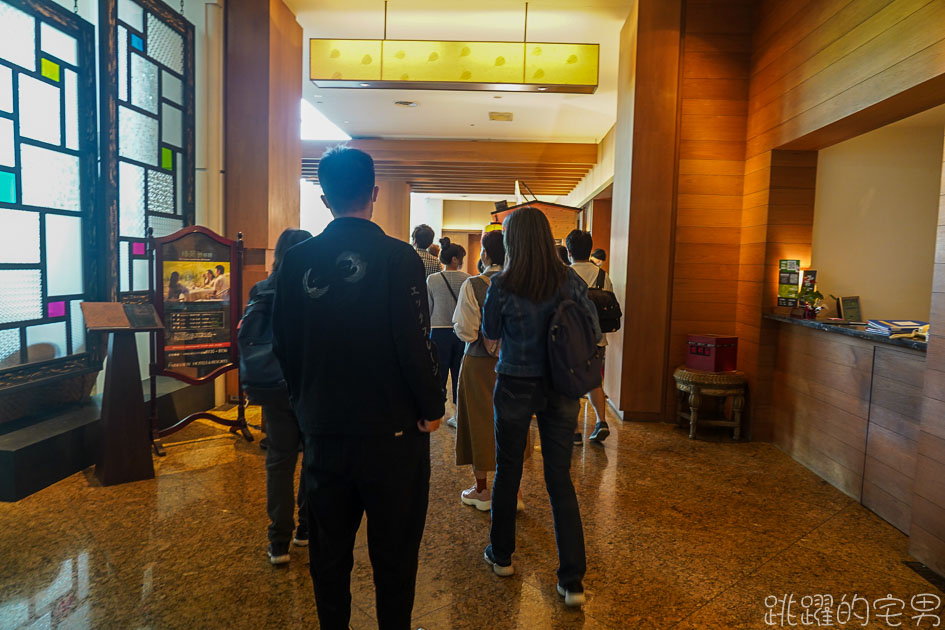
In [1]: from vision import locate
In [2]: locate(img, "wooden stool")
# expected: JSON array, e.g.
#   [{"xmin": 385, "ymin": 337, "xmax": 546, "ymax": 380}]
[{"xmin": 673, "ymin": 366, "xmax": 746, "ymax": 440}]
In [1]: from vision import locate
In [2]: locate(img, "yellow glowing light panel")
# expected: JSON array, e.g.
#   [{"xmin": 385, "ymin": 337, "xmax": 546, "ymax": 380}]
[
  {"xmin": 309, "ymin": 39, "xmax": 382, "ymax": 82},
  {"xmin": 525, "ymin": 43, "xmax": 598, "ymax": 86},
  {"xmin": 309, "ymin": 39, "xmax": 599, "ymax": 92},
  {"xmin": 382, "ymin": 41, "xmax": 525, "ymax": 83}
]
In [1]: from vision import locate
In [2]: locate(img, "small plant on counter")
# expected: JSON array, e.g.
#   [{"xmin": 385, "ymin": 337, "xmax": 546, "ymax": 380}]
[{"xmin": 798, "ymin": 287, "xmax": 825, "ymax": 319}]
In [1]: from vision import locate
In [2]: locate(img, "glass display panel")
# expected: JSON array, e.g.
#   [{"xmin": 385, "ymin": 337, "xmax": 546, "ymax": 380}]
[
  {"xmin": 117, "ymin": 0, "xmax": 143, "ymax": 31},
  {"xmin": 18, "ymin": 74, "xmax": 61, "ymax": 146},
  {"xmin": 0, "ymin": 1, "xmax": 36, "ymax": 72},
  {"xmin": 161, "ymin": 102, "xmax": 181, "ymax": 147},
  {"xmin": 20, "ymin": 144, "xmax": 80, "ymax": 211},
  {"xmin": 117, "ymin": 25, "xmax": 127, "ymax": 102},
  {"xmin": 130, "ymin": 53, "xmax": 158, "ymax": 114},
  {"xmin": 25, "ymin": 321, "xmax": 67, "ymax": 363},
  {"xmin": 45, "ymin": 213, "xmax": 83, "ymax": 296},
  {"xmin": 0, "ymin": 65, "xmax": 12, "ymax": 112},
  {"xmin": 147, "ymin": 169, "xmax": 173, "ymax": 214},
  {"xmin": 0, "ymin": 269, "xmax": 42, "ymax": 324},
  {"xmin": 132, "ymin": 258, "xmax": 149, "ymax": 291},
  {"xmin": 70, "ymin": 299, "xmax": 85, "ymax": 354},
  {"xmin": 118, "ymin": 105, "xmax": 157, "ymax": 166},
  {"xmin": 0, "ymin": 116, "xmax": 13, "ymax": 166},
  {"xmin": 146, "ymin": 13, "xmax": 183, "ymax": 75},
  {"xmin": 64, "ymin": 70, "xmax": 78, "ymax": 150},
  {"xmin": 161, "ymin": 70, "xmax": 181, "ymax": 104},
  {"xmin": 149, "ymin": 214, "xmax": 182, "ymax": 238},
  {"xmin": 0, "ymin": 208, "xmax": 40, "ymax": 263},
  {"xmin": 40, "ymin": 23, "xmax": 77, "ymax": 66},
  {"xmin": 0, "ymin": 328, "xmax": 19, "ymax": 367},
  {"xmin": 119, "ymin": 241, "xmax": 130, "ymax": 292},
  {"xmin": 119, "ymin": 161, "xmax": 145, "ymax": 237}
]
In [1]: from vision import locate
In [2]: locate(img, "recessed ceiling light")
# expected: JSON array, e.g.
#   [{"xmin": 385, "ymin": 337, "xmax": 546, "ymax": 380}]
[
  {"xmin": 344, "ymin": 120, "xmax": 350, "ymax": 124},
  {"xmin": 537, "ymin": 86, "xmax": 548, "ymax": 91},
  {"xmin": 359, "ymin": 83, "xmax": 370, "ymax": 87},
  {"xmin": 394, "ymin": 100, "xmax": 418, "ymax": 108}
]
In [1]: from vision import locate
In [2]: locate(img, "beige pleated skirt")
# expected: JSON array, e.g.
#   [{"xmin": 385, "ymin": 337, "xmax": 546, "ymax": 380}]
[{"xmin": 455, "ymin": 354, "xmax": 532, "ymax": 470}]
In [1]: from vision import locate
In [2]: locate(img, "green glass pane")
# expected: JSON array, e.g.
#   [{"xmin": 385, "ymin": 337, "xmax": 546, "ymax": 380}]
[
  {"xmin": 0, "ymin": 170, "xmax": 14, "ymax": 203},
  {"xmin": 41, "ymin": 58, "xmax": 60, "ymax": 82},
  {"xmin": 161, "ymin": 147, "xmax": 173, "ymax": 170}
]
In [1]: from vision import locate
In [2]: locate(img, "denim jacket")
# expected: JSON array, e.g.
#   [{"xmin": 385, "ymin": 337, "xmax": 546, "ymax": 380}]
[{"xmin": 482, "ymin": 268, "xmax": 602, "ymax": 378}]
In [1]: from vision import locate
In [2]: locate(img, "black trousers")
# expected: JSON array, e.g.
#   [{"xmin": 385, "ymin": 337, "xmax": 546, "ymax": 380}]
[
  {"xmin": 262, "ymin": 395, "xmax": 306, "ymax": 545},
  {"xmin": 490, "ymin": 374, "xmax": 586, "ymax": 589},
  {"xmin": 303, "ymin": 431, "xmax": 430, "ymax": 630}
]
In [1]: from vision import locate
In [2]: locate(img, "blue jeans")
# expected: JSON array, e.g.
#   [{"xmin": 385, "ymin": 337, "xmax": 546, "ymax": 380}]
[
  {"xmin": 490, "ymin": 374, "xmax": 586, "ymax": 588},
  {"xmin": 431, "ymin": 327, "xmax": 464, "ymax": 403}
]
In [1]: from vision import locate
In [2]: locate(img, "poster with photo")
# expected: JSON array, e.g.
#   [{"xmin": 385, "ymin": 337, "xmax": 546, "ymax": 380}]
[{"xmin": 154, "ymin": 228, "xmax": 239, "ymax": 381}]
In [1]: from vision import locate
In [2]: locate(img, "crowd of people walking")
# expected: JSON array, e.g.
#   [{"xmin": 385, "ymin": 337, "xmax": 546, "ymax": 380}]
[{"xmin": 240, "ymin": 146, "xmax": 618, "ymax": 629}]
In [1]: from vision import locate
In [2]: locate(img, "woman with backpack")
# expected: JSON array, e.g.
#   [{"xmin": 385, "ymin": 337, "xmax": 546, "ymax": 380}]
[
  {"xmin": 452, "ymin": 230, "xmax": 528, "ymax": 513},
  {"xmin": 241, "ymin": 228, "xmax": 312, "ymax": 565},
  {"xmin": 481, "ymin": 207, "xmax": 601, "ymax": 608},
  {"xmin": 427, "ymin": 237, "xmax": 470, "ymax": 424}
]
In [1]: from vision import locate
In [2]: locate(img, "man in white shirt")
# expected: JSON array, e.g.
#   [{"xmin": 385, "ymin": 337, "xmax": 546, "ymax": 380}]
[
  {"xmin": 212, "ymin": 264, "xmax": 230, "ymax": 299},
  {"xmin": 567, "ymin": 230, "xmax": 612, "ymax": 444}
]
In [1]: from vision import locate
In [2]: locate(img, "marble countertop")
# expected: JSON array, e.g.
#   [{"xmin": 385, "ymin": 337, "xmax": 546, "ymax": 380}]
[{"xmin": 763, "ymin": 314, "xmax": 928, "ymax": 352}]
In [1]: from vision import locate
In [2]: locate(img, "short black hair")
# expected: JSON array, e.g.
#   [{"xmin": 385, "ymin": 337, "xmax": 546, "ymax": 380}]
[
  {"xmin": 317, "ymin": 146, "xmax": 375, "ymax": 215},
  {"xmin": 215, "ymin": 264, "xmax": 225, "ymax": 274},
  {"xmin": 565, "ymin": 229, "xmax": 593, "ymax": 261},
  {"xmin": 591, "ymin": 248, "xmax": 606, "ymax": 262},
  {"xmin": 412, "ymin": 224, "xmax": 435, "ymax": 249},
  {"xmin": 555, "ymin": 244, "xmax": 570, "ymax": 265},
  {"xmin": 439, "ymin": 237, "xmax": 466, "ymax": 265},
  {"xmin": 481, "ymin": 230, "xmax": 505, "ymax": 266}
]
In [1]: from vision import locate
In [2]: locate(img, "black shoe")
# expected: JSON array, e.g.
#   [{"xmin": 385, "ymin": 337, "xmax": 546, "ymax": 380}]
[
  {"xmin": 292, "ymin": 525, "xmax": 309, "ymax": 547},
  {"xmin": 483, "ymin": 545, "xmax": 514, "ymax": 577},
  {"xmin": 557, "ymin": 582, "xmax": 585, "ymax": 607},
  {"xmin": 572, "ymin": 433, "xmax": 583, "ymax": 445},
  {"xmin": 259, "ymin": 437, "xmax": 269, "ymax": 451},
  {"xmin": 589, "ymin": 422, "xmax": 610, "ymax": 444},
  {"xmin": 267, "ymin": 542, "xmax": 290, "ymax": 565}
]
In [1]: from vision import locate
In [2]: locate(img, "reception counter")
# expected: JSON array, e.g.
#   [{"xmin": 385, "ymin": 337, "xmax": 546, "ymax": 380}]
[{"xmin": 765, "ymin": 314, "xmax": 926, "ymax": 534}]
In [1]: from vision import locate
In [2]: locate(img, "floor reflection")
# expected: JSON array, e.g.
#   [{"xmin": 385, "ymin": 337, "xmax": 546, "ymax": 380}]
[{"xmin": 0, "ymin": 403, "xmax": 941, "ymax": 629}]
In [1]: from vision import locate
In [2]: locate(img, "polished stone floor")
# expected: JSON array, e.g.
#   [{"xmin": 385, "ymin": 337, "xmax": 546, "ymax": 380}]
[{"xmin": 0, "ymin": 401, "xmax": 942, "ymax": 629}]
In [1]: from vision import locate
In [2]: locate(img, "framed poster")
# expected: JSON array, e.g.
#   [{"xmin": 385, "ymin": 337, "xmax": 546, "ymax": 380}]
[
  {"xmin": 839, "ymin": 296, "xmax": 863, "ymax": 323},
  {"xmin": 153, "ymin": 226, "xmax": 239, "ymax": 383},
  {"xmin": 149, "ymin": 225, "xmax": 250, "ymax": 451}
]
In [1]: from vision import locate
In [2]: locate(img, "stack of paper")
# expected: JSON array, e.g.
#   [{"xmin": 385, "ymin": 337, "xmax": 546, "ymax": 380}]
[{"xmin": 866, "ymin": 320, "xmax": 929, "ymax": 336}]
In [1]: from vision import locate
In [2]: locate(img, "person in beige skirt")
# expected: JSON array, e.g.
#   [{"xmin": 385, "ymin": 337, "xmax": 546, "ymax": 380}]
[{"xmin": 452, "ymin": 230, "xmax": 527, "ymax": 512}]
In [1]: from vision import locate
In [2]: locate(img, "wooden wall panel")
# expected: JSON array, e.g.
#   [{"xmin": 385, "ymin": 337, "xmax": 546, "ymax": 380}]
[
  {"xmin": 608, "ymin": 0, "xmax": 682, "ymax": 419},
  {"xmin": 911, "ymin": 126, "xmax": 945, "ymax": 575},
  {"xmin": 590, "ymin": 198, "xmax": 612, "ymax": 272},
  {"xmin": 666, "ymin": 1, "xmax": 753, "ymax": 417}
]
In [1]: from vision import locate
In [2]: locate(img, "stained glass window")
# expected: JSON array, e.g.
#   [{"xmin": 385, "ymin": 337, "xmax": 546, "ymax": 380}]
[
  {"xmin": 105, "ymin": 0, "xmax": 194, "ymax": 299},
  {"xmin": 0, "ymin": 0, "xmax": 96, "ymax": 375}
]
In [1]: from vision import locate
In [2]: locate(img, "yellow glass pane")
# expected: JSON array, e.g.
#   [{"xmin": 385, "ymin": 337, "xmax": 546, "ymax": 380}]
[
  {"xmin": 525, "ymin": 43, "xmax": 598, "ymax": 86},
  {"xmin": 309, "ymin": 40, "xmax": 381, "ymax": 82},
  {"xmin": 381, "ymin": 41, "xmax": 524, "ymax": 84},
  {"xmin": 41, "ymin": 58, "xmax": 60, "ymax": 83}
]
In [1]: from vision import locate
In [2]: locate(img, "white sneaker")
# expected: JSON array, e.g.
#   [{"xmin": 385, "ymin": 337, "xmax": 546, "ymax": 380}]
[
  {"xmin": 446, "ymin": 415, "xmax": 457, "ymax": 428},
  {"xmin": 557, "ymin": 584, "xmax": 586, "ymax": 607},
  {"xmin": 460, "ymin": 485, "xmax": 491, "ymax": 511}
]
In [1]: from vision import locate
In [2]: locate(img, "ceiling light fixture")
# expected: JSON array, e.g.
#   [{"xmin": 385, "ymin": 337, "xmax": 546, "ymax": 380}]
[{"xmin": 309, "ymin": 2, "xmax": 598, "ymax": 94}]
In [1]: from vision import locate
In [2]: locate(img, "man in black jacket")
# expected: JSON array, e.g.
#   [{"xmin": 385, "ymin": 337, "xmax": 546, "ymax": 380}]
[{"xmin": 273, "ymin": 146, "xmax": 445, "ymax": 630}]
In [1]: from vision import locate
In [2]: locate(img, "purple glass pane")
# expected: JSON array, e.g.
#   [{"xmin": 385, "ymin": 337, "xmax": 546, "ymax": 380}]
[
  {"xmin": 132, "ymin": 241, "xmax": 146, "ymax": 256},
  {"xmin": 47, "ymin": 301, "xmax": 65, "ymax": 318}
]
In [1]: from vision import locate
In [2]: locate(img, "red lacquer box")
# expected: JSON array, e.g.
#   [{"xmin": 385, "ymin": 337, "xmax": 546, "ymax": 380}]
[{"xmin": 686, "ymin": 334, "xmax": 738, "ymax": 372}]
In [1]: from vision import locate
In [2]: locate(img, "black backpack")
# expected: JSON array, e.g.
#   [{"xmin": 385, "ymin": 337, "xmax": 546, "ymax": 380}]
[
  {"xmin": 547, "ymin": 288, "xmax": 603, "ymax": 398},
  {"xmin": 587, "ymin": 268, "xmax": 622, "ymax": 333},
  {"xmin": 237, "ymin": 282, "xmax": 286, "ymax": 405}
]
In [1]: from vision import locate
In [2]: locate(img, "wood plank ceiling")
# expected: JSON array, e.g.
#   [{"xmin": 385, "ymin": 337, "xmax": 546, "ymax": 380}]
[{"xmin": 302, "ymin": 139, "xmax": 598, "ymax": 196}]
